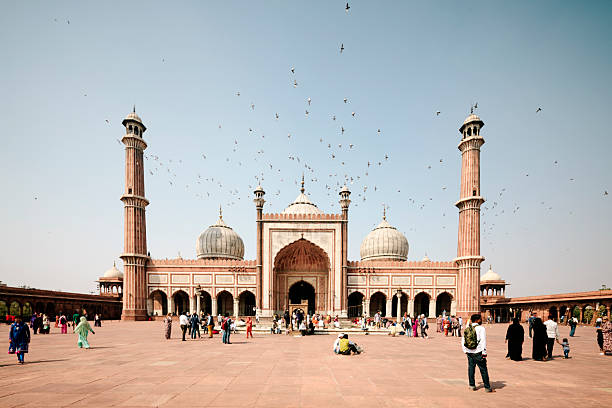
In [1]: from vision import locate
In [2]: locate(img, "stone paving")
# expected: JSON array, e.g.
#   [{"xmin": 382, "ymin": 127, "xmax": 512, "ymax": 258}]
[{"xmin": 1, "ymin": 321, "xmax": 610, "ymax": 407}]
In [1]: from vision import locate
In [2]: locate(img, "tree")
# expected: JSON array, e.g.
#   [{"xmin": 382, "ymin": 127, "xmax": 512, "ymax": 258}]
[
  {"xmin": 583, "ymin": 307, "xmax": 594, "ymax": 324},
  {"xmin": 598, "ymin": 305, "xmax": 608, "ymax": 317}
]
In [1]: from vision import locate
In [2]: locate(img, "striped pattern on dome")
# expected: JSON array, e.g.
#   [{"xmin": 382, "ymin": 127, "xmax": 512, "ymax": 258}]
[
  {"xmin": 282, "ymin": 192, "xmax": 323, "ymax": 215},
  {"xmin": 196, "ymin": 216, "xmax": 244, "ymax": 260},
  {"xmin": 360, "ymin": 218, "xmax": 409, "ymax": 261}
]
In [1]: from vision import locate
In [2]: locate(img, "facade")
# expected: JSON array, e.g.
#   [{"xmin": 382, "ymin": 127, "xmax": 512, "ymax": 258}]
[{"xmin": 119, "ymin": 109, "xmax": 487, "ymax": 321}]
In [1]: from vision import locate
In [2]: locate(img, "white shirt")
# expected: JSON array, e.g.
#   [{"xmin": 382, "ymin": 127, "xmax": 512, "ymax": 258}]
[
  {"xmin": 544, "ymin": 319, "xmax": 560, "ymax": 339},
  {"xmin": 179, "ymin": 314, "xmax": 188, "ymax": 326},
  {"xmin": 462, "ymin": 323, "xmax": 487, "ymax": 355}
]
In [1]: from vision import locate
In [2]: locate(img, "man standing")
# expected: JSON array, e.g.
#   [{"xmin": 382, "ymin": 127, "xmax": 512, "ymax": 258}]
[
  {"xmin": 206, "ymin": 313, "xmax": 215, "ymax": 338},
  {"xmin": 179, "ymin": 312, "xmax": 189, "ymax": 341},
  {"xmin": 544, "ymin": 314, "xmax": 561, "ymax": 359},
  {"xmin": 190, "ymin": 313, "xmax": 201, "ymax": 339},
  {"xmin": 222, "ymin": 314, "xmax": 232, "ymax": 344},
  {"xmin": 462, "ymin": 314, "xmax": 492, "ymax": 393},
  {"xmin": 457, "ymin": 316, "xmax": 463, "ymax": 337},
  {"xmin": 569, "ymin": 316, "xmax": 577, "ymax": 337},
  {"xmin": 528, "ymin": 312, "xmax": 535, "ymax": 338}
]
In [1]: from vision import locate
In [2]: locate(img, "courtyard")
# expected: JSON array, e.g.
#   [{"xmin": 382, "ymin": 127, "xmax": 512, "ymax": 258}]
[{"xmin": 1, "ymin": 321, "xmax": 610, "ymax": 407}]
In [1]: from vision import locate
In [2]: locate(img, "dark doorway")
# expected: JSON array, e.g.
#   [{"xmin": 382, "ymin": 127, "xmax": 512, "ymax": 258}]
[
  {"xmin": 414, "ymin": 292, "xmax": 430, "ymax": 317},
  {"xmin": 199, "ymin": 291, "xmax": 212, "ymax": 315},
  {"xmin": 239, "ymin": 291, "xmax": 256, "ymax": 316},
  {"xmin": 217, "ymin": 291, "xmax": 234, "ymax": 316},
  {"xmin": 173, "ymin": 291, "xmax": 189, "ymax": 315},
  {"xmin": 348, "ymin": 292, "xmax": 364, "ymax": 317},
  {"xmin": 289, "ymin": 281, "xmax": 315, "ymax": 315},
  {"xmin": 436, "ymin": 292, "xmax": 452, "ymax": 317},
  {"xmin": 370, "ymin": 292, "xmax": 387, "ymax": 317}
]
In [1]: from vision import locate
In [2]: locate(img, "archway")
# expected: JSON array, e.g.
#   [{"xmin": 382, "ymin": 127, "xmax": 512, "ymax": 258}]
[
  {"xmin": 0, "ymin": 301, "xmax": 7, "ymax": 317},
  {"xmin": 391, "ymin": 293, "xmax": 408, "ymax": 318},
  {"xmin": 370, "ymin": 292, "xmax": 386, "ymax": 317},
  {"xmin": 46, "ymin": 303, "xmax": 55, "ymax": 318},
  {"xmin": 9, "ymin": 301, "xmax": 21, "ymax": 317},
  {"xmin": 414, "ymin": 292, "xmax": 430, "ymax": 317},
  {"xmin": 173, "ymin": 290, "xmax": 189, "ymax": 315},
  {"xmin": 559, "ymin": 306, "xmax": 568, "ymax": 323},
  {"xmin": 35, "ymin": 301, "xmax": 45, "ymax": 314},
  {"xmin": 238, "ymin": 291, "xmax": 256, "ymax": 316},
  {"xmin": 289, "ymin": 281, "xmax": 316, "ymax": 315},
  {"xmin": 549, "ymin": 306, "xmax": 558, "ymax": 321},
  {"xmin": 217, "ymin": 291, "xmax": 234, "ymax": 316},
  {"xmin": 150, "ymin": 290, "xmax": 168, "ymax": 316},
  {"xmin": 199, "ymin": 291, "xmax": 212, "ymax": 314},
  {"xmin": 22, "ymin": 302, "xmax": 33, "ymax": 318},
  {"xmin": 436, "ymin": 292, "xmax": 452, "ymax": 317},
  {"xmin": 348, "ymin": 291, "xmax": 364, "ymax": 318}
]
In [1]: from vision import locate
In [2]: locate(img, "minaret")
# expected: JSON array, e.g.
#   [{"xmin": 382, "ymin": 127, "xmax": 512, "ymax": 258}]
[
  {"xmin": 253, "ymin": 184, "xmax": 265, "ymax": 315},
  {"xmin": 120, "ymin": 107, "xmax": 149, "ymax": 321},
  {"xmin": 455, "ymin": 111, "xmax": 485, "ymax": 319},
  {"xmin": 339, "ymin": 185, "xmax": 351, "ymax": 316}
]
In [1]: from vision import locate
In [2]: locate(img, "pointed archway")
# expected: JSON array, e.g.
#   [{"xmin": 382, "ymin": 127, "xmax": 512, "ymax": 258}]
[{"xmin": 288, "ymin": 281, "xmax": 316, "ymax": 315}]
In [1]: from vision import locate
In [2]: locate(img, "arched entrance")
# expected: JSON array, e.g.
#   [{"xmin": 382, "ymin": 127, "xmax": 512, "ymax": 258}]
[
  {"xmin": 274, "ymin": 238, "xmax": 330, "ymax": 314},
  {"xmin": 150, "ymin": 290, "xmax": 168, "ymax": 316},
  {"xmin": 392, "ymin": 293, "xmax": 408, "ymax": 318},
  {"xmin": 238, "ymin": 291, "xmax": 256, "ymax": 316},
  {"xmin": 46, "ymin": 303, "xmax": 55, "ymax": 318},
  {"xmin": 559, "ymin": 305, "xmax": 568, "ymax": 322},
  {"xmin": 22, "ymin": 302, "xmax": 33, "ymax": 318},
  {"xmin": 173, "ymin": 291, "xmax": 189, "ymax": 315},
  {"xmin": 0, "ymin": 301, "xmax": 7, "ymax": 317},
  {"xmin": 199, "ymin": 291, "xmax": 212, "ymax": 314},
  {"xmin": 549, "ymin": 306, "xmax": 558, "ymax": 321},
  {"xmin": 348, "ymin": 291, "xmax": 364, "ymax": 318},
  {"xmin": 436, "ymin": 292, "xmax": 452, "ymax": 317},
  {"xmin": 370, "ymin": 292, "xmax": 386, "ymax": 317},
  {"xmin": 9, "ymin": 301, "xmax": 21, "ymax": 317},
  {"xmin": 414, "ymin": 292, "xmax": 430, "ymax": 317},
  {"xmin": 289, "ymin": 281, "xmax": 316, "ymax": 315},
  {"xmin": 217, "ymin": 291, "xmax": 234, "ymax": 316}
]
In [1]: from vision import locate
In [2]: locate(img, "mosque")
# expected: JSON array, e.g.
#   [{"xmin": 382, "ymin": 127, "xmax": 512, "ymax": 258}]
[{"xmin": 117, "ymin": 109, "xmax": 486, "ymax": 321}]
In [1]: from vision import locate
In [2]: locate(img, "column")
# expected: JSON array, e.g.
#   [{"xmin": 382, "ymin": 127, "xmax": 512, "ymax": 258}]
[
  {"xmin": 233, "ymin": 298, "xmax": 239, "ymax": 318},
  {"xmin": 211, "ymin": 297, "xmax": 218, "ymax": 316},
  {"xmin": 364, "ymin": 299, "xmax": 370, "ymax": 317},
  {"xmin": 168, "ymin": 295, "xmax": 174, "ymax": 316},
  {"xmin": 396, "ymin": 294, "xmax": 402, "ymax": 324},
  {"xmin": 189, "ymin": 295, "xmax": 195, "ymax": 314},
  {"xmin": 385, "ymin": 298, "xmax": 392, "ymax": 318},
  {"xmin": 428, "ymin": 299, "xmax": 436, "ymax": 318},
  {"xmin": 408, "ymin": 299, "xmax": 414, "ymax": 317},
  {"xmin": 196, "ymin": 294, "xmax": 201, "ymax": 314}
]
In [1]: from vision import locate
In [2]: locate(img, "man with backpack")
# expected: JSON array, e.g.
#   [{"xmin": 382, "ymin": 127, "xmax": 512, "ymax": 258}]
[
  {"xmin": 462, "ymin": 314, "xmax": 492, "ymax": 392},
  {"xmin": 221, "ymin": 314, "xmax": 232, "ymax": 344}
]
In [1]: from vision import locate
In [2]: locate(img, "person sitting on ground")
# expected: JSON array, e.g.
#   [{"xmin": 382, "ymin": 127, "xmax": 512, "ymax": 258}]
[
  {"xmin": 339, "ymin": 334, "xmax": 361, "ymax": 355},
  {"xmin": 333, "ymin": 333, "xmax": 343, "ymax": 354}
]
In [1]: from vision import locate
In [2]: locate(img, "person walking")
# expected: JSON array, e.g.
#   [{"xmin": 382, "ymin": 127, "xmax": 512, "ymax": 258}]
[
  {"xmin": 544, "ymin": 315, "xmax": 561, "ymax": 360},
  {"xmin": 569, "ymin": 316, "xmax": 578, "ymax": 337},
  {"xmin": 600, "ymin": 316, "xmax": 612, "ymax": 355},
  {"xmin": 246, "ymin": 317, "xmax": 253, "ymax": 339},
  {"xmin": 527, "ymin": 312, "xmax": 535, "ymax": 338},
  {"xmin": 206, "ymin": 313, "xmax": 215, "ymax": 338},
  {"xmin": 179, "ymin": 312, "xmax": 189, "ymax": 341},
  {"xmin": 222, "ymin": 314, "xmax": 232, "ymax": 344},
  {"xmin": 462, "ymin": 314, "xmax": 492, "ymax": 392},
  {"xmin": 420, "ymin": 315, "xmax": 429, "ymax": 338},
  {"xmin": 163, "ymin": 313, "xmax": 172, "ymax": 340},
  {"xmin": 72, "ymin": 310, "xmax": 80, "ymax": 331},
  {"xmin": 75, "ymin": 316, "xmax": 95, "ymax": 349},
  {"xmin": 412, "ymin": 317, "xmax": 418, "ymax": 338},
  {"xmin": 59, "ymin": 313, "xmax": 68, "ymax": 334},
  {"xmin": 9, "ymin": 316, "xmax": 31, "ymax": 364},
  {"xmin": 531, "ymin": 317, "xmax": 548, "ymax": 361},
  {"xmin": 190, "ymin": 313, "xmax": 201, "ymax": 339},
  {"xmin": 505, "ymin": 318, "xmax": 524, "ymax": 361}
]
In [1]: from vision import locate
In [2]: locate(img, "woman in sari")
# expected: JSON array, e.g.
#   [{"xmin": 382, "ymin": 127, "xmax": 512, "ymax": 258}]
[
  {"xmin": 75, "ymin": 316, "xmax": 95, "ymax": 349},
  {"xmin": 9, "ymin": 316, "xmax": 31, "ymax": 364},
  {"xmin": 601, "ymin": 316, "xmax": 612, "ymax": 355},
  {"xmin": 412, "ymin": 317, "xmax": 418, "ymax": 337},
  {"xmin": 505, "ymin": 318, "xmax": 524, "ymax": 361},
  {"xmin": 532, "ymin": 317, "xmax": 547, "ymax": 361},
  {"xmin": 246, "ymin": 317, "xmax": 253, "ymax": 339},
  {"xmin": 163, "ymin": 313, "xmax": 172, "ymax": 339}
]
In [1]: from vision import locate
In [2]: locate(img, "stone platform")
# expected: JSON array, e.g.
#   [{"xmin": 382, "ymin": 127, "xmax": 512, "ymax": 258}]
[{"xmin": 0, "ymin": 321, "xmax": 610, "ymax": 407}]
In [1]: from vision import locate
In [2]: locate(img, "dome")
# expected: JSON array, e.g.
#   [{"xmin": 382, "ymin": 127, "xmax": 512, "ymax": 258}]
[
  {"xmin": 360, "ymin": 215, "xmax": 409, "ymax": 261},
  {"xmin": 481, "ymin": 265, "xmax": 501, "ymax": 281},
  {"xmin": 122, "ymin": 107, "xmax": 146, "ymax": 130},
  {"xmin": 282, "ymin": 177, "xmax": 323, "ymax": 215},
  {"xmin": 103, "ymin": 262, "xmax": 123, "ymax": 279},
  {"xmin": 196, "ymin": 210, "xmax": 244, "ymax": 260},
  {"xmin": 421, "ymin": 254, "xmax": 431, "ymax": 262},
  {"xmin": 459, "ymin": 113, "xmax": 484, "ymax": 133}
]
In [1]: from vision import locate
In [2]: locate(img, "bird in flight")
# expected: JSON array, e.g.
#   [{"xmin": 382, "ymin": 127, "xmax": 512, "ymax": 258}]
[
  {"xmin": 275, "ymin": 113, "xmax": 279, "ymax": 120},
  {"xmin": 251, "ymin": 103, "xmax": 255, "ymax": 110},
  {"xmin": 236, "ymin": 91, "xmax": 240, "ymax": 96},
  {"xmin": 536, "ymin": 107, "xmax": 542, "ymax": 113},
  {"xmin": 436, "ymin": 111, "xmax": 441, "ymax": 116},
  {"xmin": 604, "ymin": 191, "xmax": 609, "ymax": 196},
  {"xmin": 345, "ymin": 3, "xmax": 350, "ymax": 12},
  {"xmin": 294, "ymin": 79, "xmax": 298, "ymax": 87},
  {"xmin": 351, "ymin": 112, "xmax": 356, "ymax": 117},
  {"xmin": 340, "ymin": 43, "xmax": 344, "ymax": 53},
  {"xmin": 307, "ymin": 97, "xmax": 311, "ymax": 106},
  {"xmin": 343, "ymin": 98, "xmax": 348, "ymax": 103},
  {"xmin": 291, "ymin": 67, "xmax": 295, "ymax": 74}
]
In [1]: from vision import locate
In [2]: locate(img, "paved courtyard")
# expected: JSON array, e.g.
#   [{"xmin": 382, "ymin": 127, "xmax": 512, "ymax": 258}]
[{"xmin": 1, "ymin": 321, "xmax": 610, "ymax": 407}]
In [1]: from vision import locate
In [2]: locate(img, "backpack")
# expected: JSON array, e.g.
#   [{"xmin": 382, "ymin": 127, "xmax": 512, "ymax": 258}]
[
  {"xmin": 463, "ymin": 324, "xmax": 479, "ymax": 349},
  {"xmin": 221, "ymin": 319, "xmax": 227, "ymax": 330}
]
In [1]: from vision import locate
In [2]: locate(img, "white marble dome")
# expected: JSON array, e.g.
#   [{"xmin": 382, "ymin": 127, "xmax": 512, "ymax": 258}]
[
  {"xmin": 103, "ymin": 263, "xmax": 123, "ymax": 279},
  {"xmin": 360, "ymin": 216, "xmax": 409, "ymax": 261},
  {"xmin": 282, "ymin": 192, "xmax": 323, "ymax": 215},
  {"xmin": 196, "ymin": 213, "xmax": 244, "ymax": 260},
  {"xmin": 481, "ymin": 266, "xmax": 501, "ymax": 281}
]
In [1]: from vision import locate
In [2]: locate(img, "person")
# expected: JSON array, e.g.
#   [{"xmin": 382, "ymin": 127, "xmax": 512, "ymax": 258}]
[
  {"xmin": 179, "ymin": 312, "xmax": 189, "ymax": 341},
  {"xmin": 206, "ymin": 313, "xmax": 215, "ymax": 338},
  {"xmin": 72, "ymin": 310, "xmax": 80, "ymax": 330},
  {"xmin": 457, "ymin": 316, "xmax": 463, "ymax": 337},
  {"xmin": 443, "ymin": 317, "xmax": 450, "ymax": 336},
  {"xmin": 462, "ymin": 314, "xmax": 492, "ymax": 392},
  {"xmin": 505, "ymin": 318, "xmax": 524, "ymax": 361},
  {"xmin": 544, "ymin": 315, "xmax": 561, "ymax": 360},
  {"xmin": 283, "ymin": 310, "xmax": 290, "ymax": 328},
  {"xmin": 412, "ymin": 317, "xmax": 418, "ymax": 338},
  {"xmin": 9, "ymin": 316, "xmax": 31, "ymax": 364},
  {"xmin": 569, "ymin": 316, "xmax": 578, "ymax": 337},
  {"xmin": 601, "ymin": 316, "xmax": 612, "ymax": 355},
  {"xmin": 59, "ymin": 313, "xmax": 68, "ymax": 334},
  {"xmin": 527, "ymin": 312, "xmax": 535, "ymax": 338},
  {"xmin": 561, "ymin": 338, "xmax": 570, "ymax": 359},
  {"xmin": 190, "ymin": 313, "xmax": 201, "ymax": 339},
  {"xmin": 436, "ymin": 316, "xmax": 442, "ymax": 333},
  {"xmin": 75, "ymin": 316, "xmax": 95, "ymax": 349},
  {"xmin": 222, "ymin": 314, "xmax": 232, "ymax": 344},
  {"xmin": 163, "ymin": 313, "xmax": 172, "ymax": 339},
  {"xmin": 596, "ymin": 318, "xmax": 604, "ymax": 354},
  {"xmin": 338, "ymin": 334, "xmax": 361, "ymax": 355},
  {"xmin": 333, "ymin": 333, "xmax": 343, "ymax": 354},
  {"xmin": 531, "ymin": 317, "xmax": 548, "ymax": 361},
  {"xmin": 246, "ymin": 317, "xmax": 253, "ymax": 339},
  {"xmin": 94, "ymin": 314, "xmax": 100, "ymax": 327},
  {"xmin": 55, "ymin": 314, "xmax": 59, "ymax": 328},
  {"xmin": 420, "ymin": 315, "xmax": 429, "ymax": 338},
  {"xmin": 186, "ymin": 313, "xmax": 192, "ymax": 336}
]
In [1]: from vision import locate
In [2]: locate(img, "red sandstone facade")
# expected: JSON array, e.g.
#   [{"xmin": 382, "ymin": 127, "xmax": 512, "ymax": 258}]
[{"xmin": 119, "ymin": 110, "xmax": 486, "ymax": 320}]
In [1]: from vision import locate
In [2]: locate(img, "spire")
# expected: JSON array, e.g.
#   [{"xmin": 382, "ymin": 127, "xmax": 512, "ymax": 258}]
[
  {"xmin": 382, "ymin": 204, "xmax": 386, "ymax": 220},
  {"xmin": 300, "ymin": 174, "xmax": 305, "ymax": 193},
  {"xmin": 219, "ymin": 205, "xmax": 223, "ymax": 220},
  {"xmin": 133, "ymin": 105, "xmax": 136, "ymax": 113}
]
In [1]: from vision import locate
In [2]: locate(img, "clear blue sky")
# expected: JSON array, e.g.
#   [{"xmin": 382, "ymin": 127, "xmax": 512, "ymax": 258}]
[{"xmin": 1, "ymin": 1, "xmax": 610, "ymax": 296}]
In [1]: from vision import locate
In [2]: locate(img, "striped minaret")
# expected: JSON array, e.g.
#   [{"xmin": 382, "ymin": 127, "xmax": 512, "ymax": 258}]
[
  {"xmin": 120, "ymin": 107, "xmax": 149, "ymax": 321},
  {"xmin": 455, "ymin": 112, "xmax": 485, "ymax": 319}
]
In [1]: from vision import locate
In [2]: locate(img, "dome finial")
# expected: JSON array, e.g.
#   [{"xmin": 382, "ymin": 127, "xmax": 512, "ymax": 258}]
[
  {"xmin": 382, "ymin": 204, "xmax": 386, "ymax": 220},
  {"xmin": 219, "ymin": 204, "xmax": 223, "ymax": 220},
  {"xmin": 300, "ymin": 173, "xmax": 305, "ymax": 194},
  {"xmin": 133, "ymin": 104, "xmax": 136, "ymax": 113}
]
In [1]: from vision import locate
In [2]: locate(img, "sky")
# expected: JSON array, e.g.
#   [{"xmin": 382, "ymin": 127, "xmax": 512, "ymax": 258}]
[{"xmin": 0, "ymin": 1, "xmax": 611, "ymax": 297}]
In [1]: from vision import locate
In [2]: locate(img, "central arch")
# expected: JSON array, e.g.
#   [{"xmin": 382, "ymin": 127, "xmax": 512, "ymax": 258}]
[
  {"xmin": 273, "ymin": 238, "xmax": 330, "ymax": 314},
  {"xmin": 288, "ymin": 281, "xmax": 316, "ymax": 315},
  {"xmin": 348, "ymin": 291, "xmax": 364, "ymax": 318},
  {"xmin": 414, "ymin": 292, "xmax": 430, "ymax": 317},
  {"xmin": 435, "ymin": 292, "xmax": 452, "ymax": 317}
]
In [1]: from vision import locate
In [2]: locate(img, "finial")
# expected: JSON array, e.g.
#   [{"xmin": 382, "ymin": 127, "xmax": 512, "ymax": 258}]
[
  {"xmin": 133, "ymin": 105, "xmax": 136, "ymax": 113},
  {"xmin": 300, "ymin": 174, "xmax": 305, "ymax": 193},
  {"xmin": 382, "ymin": 204, "xmax": 386, "ymax": 220},
  {"xmin": 470, "ymin": 105, "xmax": 474, "ymax": 114},
  {"xmin": 113, "ymin": 261, "xmax": 116, "ymax": 267},
  {"xmin": 219, "ymin": 205, "xmax": 223, "ymax": 220}
]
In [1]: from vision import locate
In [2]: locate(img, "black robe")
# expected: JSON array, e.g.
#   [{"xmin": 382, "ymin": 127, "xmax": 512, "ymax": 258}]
[
  {"xmin": 532, "ymin": 318, "xmax": 548, "ymax": 360},
  {"xmin": 506, "ymin": 322, "xmax": 524, "ymax": 361}
]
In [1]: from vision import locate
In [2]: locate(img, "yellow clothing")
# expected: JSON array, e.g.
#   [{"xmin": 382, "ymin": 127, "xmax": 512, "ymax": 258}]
[{"xmin": 339, "ymin": 338, "xmax": 349, "ymax": 353}]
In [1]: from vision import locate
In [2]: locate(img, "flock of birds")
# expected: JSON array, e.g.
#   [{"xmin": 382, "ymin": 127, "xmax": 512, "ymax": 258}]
[{"xmin": 97, "ymin": 2, "xmax": 609, "ymax": 250}]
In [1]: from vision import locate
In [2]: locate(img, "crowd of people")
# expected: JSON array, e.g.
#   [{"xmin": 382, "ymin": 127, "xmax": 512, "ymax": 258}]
[{"xmin": 166, "ymin": 311, "xmax": 256, "ymax": 344}]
